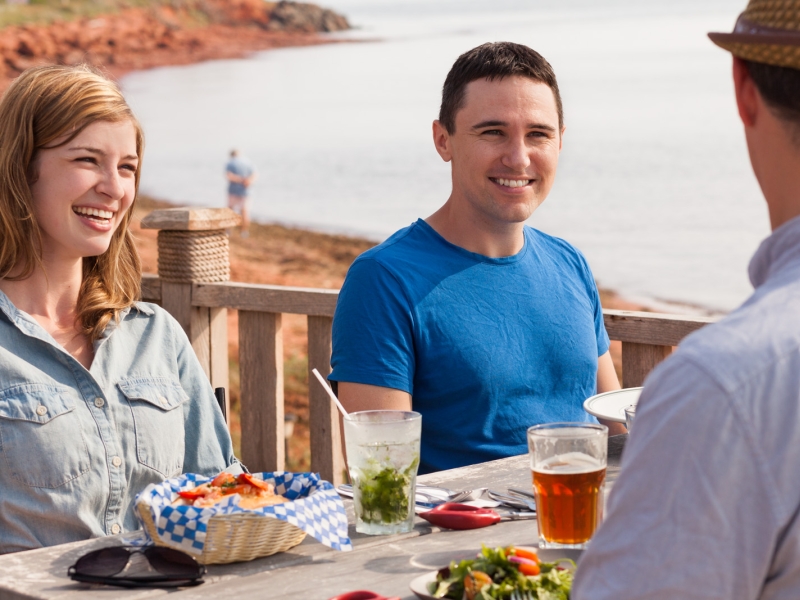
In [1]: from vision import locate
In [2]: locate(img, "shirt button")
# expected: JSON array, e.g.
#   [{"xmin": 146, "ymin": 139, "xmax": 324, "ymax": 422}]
[
  {"xmin": 35, "ymin": 405, "xmax": 47, "ymax": 416},
  {"xmin": 94, "ymin": 397, "xmax": 105, "ymax": 408},
  {"xmin": 158, "ymin": 395, "xmax": 168, "ymax": 406},
  {"xmin": 112, "ymin": 456, "xmax": 122, "ymax": 467},
  {"xmin": 110, "ymin": 524, "xmax": 121, "ymax": 535}
]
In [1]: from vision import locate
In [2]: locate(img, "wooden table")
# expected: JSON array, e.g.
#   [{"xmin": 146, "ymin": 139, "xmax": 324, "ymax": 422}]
[{"xmin": 0, "ymin": 436, "xmax": 625, "ymax": 600}]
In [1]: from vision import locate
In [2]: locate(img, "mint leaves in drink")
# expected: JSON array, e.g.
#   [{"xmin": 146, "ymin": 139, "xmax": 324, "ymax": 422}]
[{"xmin": 358, "ymin": 455, "xmax": 419, "ymax": 524}]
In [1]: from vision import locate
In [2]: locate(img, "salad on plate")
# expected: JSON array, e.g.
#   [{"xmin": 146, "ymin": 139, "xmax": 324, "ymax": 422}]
[{"xmin": 427, "ymin": 545, "xmax": 573, "ymax": 600}]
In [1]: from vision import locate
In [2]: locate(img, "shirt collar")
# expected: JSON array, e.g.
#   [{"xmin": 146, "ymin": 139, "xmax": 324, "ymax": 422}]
[
  {"xmin": 748, "ymin": 214, "xmax": 800, "ymax": 289},
  {"xmin": 0, "ymin": 287, "xmax": 153, "ymax": 336}
]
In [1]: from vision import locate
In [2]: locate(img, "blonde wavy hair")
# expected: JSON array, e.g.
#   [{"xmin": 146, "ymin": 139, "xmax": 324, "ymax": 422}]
[{"xmin": 0, "ymin": 64, "xmax": 144, "ymax": 342}]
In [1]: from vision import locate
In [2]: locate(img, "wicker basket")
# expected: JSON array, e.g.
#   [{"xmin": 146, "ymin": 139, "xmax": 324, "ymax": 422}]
[{"xmin": 137, "ymin": 501, "xmax": 307, "ymax": 565}]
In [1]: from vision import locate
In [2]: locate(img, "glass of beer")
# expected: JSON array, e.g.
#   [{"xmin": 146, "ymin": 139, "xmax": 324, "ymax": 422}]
[{"xmin": 527, "ymin": 422, "xmax": 607, "ymax": 549}]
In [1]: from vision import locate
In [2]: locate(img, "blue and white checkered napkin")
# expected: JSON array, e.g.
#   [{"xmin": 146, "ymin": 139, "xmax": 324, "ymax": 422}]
[{"xmin": 135, "ymin": 471, "xmax": 352, "ymax": 554}]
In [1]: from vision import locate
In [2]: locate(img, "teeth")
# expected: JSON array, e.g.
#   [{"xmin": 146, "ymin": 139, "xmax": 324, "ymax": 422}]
[
  {"xmin": 73, "ymin": 206, "xmax": 113, "ymax": 219},
  {"xmin": 495, "ymin": 178, "xmax": 531, "ymax": 188}
]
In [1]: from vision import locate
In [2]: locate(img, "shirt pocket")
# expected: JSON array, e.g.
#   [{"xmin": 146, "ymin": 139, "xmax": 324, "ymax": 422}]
[
  {"xmin": 0, "ymin": 384, "xmax": 90, "ymax": 488},
  {"xmin": 118, "ymin": 377, "xmax": 187, "ymax": 478}
]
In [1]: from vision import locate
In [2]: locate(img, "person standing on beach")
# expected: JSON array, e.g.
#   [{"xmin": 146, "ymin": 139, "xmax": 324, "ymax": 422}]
[
  {"xmin": 574, "ymin": 1, "xmax": 800, "ymax": 598},
  {"xmin": 226, "ymin": 149, "xmax": 256, "ymax": 236},
  {"xmin": 329, "ymin": 42, "xmax": 624, "ymax": 475}
]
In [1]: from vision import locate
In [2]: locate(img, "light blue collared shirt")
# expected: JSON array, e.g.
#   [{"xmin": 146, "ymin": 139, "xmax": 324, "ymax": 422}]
[
  {"xmin": 0, "ymin": 292, "xmax": 238, "ymax": 554},
  {"xmin": 575, "ymin": 214, "xmax": 800, "ymax": 599}
]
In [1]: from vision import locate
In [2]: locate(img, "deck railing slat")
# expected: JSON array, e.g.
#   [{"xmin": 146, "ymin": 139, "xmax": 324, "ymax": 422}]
[
  {"xmin": 193, "ymin": 281, "xmax": 338, "ymax": 316},
  {"xmin": 307, "ymin": 315, "xmax": 345, "ymax": 486},
  {"xmin": 604, "ymin": 309, "xmax": 714, "ymax": 346},
  {"xmin": 209, "ymin": 306, "xmax": 229, "ymax": 409},
  {"xmin": 239, "ymin": 311, "xmax": 285, "ymax": 472},
  {"xmin": 621, "ymin": 342, "xmax": 673, "ymax": 387}
]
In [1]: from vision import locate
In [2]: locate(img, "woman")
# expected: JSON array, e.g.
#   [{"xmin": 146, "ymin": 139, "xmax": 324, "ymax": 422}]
[{"xmin": 0, "ymin": 65, "xmax": 238, "ymax": 554}]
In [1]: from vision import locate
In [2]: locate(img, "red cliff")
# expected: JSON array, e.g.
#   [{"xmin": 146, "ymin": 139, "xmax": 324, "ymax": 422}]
[{"xmin": 0, "ymin": 0, "xmax": 351, "ymax": 89}]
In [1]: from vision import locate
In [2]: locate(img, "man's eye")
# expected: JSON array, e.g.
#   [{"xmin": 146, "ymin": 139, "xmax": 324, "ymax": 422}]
[{"xmin": 482, "ymin": 129, "xmax": 503, "ymax": 136}]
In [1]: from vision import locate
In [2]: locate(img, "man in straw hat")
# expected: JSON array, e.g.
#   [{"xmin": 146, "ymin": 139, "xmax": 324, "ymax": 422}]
[{"xmin": 574, "ymin": 1, "xmax": 800, "ymax": 597}]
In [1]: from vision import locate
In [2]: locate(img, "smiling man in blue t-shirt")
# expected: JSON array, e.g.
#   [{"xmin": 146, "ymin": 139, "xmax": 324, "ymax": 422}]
[{"xmin": 329, "ymin": 42, "xmax": 624, "ymax": 474}]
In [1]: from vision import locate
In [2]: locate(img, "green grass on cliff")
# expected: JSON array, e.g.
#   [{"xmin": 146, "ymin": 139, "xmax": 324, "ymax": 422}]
[{"xmin": 0, "ymin": 0, "xmax": 213, "ymax": 29}]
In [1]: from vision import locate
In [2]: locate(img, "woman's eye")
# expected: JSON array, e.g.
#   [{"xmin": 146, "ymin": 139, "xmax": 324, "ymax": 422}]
[
  {"xmin": 76, "ymin": 156, "xmax": 97, "ymax": 164},
  {"xmin": 120, "ymin": 164, "xmax": 137, "ymax": 173}
]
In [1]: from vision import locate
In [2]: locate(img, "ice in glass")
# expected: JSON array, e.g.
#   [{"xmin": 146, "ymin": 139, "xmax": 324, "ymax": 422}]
[{"xmin": 343, "ymin": 410, "xmax": 421, "ymax": 535}]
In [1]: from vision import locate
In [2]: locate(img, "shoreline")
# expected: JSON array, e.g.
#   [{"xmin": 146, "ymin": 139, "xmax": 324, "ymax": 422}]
[{"xmin": 0, "ymin": 1, "xmax": 353, "ymax": 92}]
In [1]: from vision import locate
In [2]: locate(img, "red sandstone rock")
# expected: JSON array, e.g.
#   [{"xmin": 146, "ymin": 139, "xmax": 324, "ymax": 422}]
[{"xmin": 0, "ymin": 1, "xmax": 351, "ymax": 91}]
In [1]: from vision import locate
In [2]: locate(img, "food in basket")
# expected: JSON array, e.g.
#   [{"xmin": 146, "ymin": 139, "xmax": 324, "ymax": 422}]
[
  {"xmin": 428, "ymin": 545, "xmax": 573, "ymax": 600},
  {"xmin": 174, "ymin": 472, "xmax": 288, "ymax": 509}
]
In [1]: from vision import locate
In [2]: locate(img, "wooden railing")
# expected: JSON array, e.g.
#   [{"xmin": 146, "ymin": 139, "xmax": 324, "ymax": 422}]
[{"xmin": 139, "ymin": 208, "xmax": 717, "ymax": 486}]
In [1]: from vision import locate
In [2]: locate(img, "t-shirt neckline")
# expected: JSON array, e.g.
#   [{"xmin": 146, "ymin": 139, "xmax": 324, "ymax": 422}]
[{"xmin": 415, "ymin": 218, "xmax": 529, "ymax": 265}]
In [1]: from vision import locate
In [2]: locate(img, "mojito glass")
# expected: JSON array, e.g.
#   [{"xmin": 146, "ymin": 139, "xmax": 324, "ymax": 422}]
[{"xmin": 343, "ymin": 410, "xmax": 421, "ymax": 535}]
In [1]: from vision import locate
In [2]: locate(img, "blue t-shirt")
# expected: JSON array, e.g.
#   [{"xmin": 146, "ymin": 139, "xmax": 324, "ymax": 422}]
[
  {"xmin": 330, "ymin": 219, "xmax": 609, "ymax": 474},
  {"xmin": 226, "ymin": 156, "xmax": 254, "ymax": 197}
]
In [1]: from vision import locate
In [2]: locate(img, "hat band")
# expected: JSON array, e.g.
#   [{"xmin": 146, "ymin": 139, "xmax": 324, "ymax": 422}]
[{"xmin": 731, "ymin": 15, "xmax": 800, "ymax": 47}]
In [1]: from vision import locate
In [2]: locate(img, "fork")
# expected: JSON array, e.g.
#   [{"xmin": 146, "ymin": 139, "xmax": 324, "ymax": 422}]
[
  {"xmin": 446, "ymin": 487, "xmax": 487, "ymax": 503},
  {"xmin": 510, "ymin": 591, "xmax": 535, "ymax": 600},
  {"xmin": 416, "ymin": 487, "xmax": 487, "ymax": 503},
  {"xmin": 487, "ymin": 490, "xmax": 536, "ymax": 512}
]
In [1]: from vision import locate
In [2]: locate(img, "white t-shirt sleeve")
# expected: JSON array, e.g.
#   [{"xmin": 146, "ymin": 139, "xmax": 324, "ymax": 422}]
[{"xmin": 573, "ymin": 355, "xmax": 779, "ymax": 600}]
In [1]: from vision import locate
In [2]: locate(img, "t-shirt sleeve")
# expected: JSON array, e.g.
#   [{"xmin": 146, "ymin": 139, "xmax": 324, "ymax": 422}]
[
  {"xmin": 573, "ymin": 354, "xmax": 778, "ymax": 599},
  {"xmin": 329, "ymin": 257, "xmax": 415, "ymax": 394},
  {"xmin": 592, "ymin": 284, "xmax": 610, "ymax": 357},
  {"xmin": 573, "ymin": 246, "xmax": 610, "ymax": 356}
]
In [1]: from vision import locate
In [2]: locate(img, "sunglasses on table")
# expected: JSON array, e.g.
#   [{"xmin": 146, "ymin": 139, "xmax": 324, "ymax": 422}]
[{"xmin": 68, "ymin": 545, "xmax": 206, "ymax": 588}]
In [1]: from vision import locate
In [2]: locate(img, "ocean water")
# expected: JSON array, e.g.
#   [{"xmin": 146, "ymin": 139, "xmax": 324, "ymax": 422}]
[{"xmin": 122, "ymin": 0, "xmax": 765, "ymax": 313}]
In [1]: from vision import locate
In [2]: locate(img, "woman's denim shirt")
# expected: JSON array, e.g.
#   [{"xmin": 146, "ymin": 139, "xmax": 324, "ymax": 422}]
[{"xmin": 0, "ymin": 291, "xmax": 238, "ymax": 554}]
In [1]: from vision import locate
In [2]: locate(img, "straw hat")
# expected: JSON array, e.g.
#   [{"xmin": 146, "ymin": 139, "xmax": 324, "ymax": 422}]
[{"xmin": 708, "ymin": 0, "xmax": 800, "ymax": 69}]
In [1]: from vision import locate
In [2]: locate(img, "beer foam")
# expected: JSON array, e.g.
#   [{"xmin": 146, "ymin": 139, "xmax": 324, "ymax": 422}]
[{"xmin": 534, "ymin": 452, "xmax": 603, "ymax": 474}]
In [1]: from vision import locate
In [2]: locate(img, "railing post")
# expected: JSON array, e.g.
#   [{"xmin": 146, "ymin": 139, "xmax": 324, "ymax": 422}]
[
  {"xmin": 307, "ymin": 315, "xmax": 345, "ymax": 485},
  {"xmin": 621, "ymin": 342, "xmax": 672, "ymax": 387},
  {"xmin": 140, "ymin": 207, "xmax": 240, "ymax": 418}
]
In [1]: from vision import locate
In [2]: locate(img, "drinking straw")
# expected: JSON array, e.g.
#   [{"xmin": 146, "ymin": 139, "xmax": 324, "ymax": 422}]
[{"xmin": 311, "ymin": 368, "xmax": 349, "ymax": 418}]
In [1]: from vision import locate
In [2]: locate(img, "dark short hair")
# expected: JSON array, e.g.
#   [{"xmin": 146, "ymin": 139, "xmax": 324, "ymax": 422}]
[
  {"xmin": 439, "ymin": 42, "xmax": 563, "ymax": 134},
  {"xmin": 745, "ymin": 59, "xmax": 800, "ymax": 144}
]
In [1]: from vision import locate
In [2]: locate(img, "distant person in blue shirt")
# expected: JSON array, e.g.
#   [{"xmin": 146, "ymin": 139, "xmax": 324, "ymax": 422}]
[
  {"xmin": 226, "ymin": 149, "xmax": 256, "ymax": 236},
  {"xmin": 329, "ymin": 42, "xmax": 624, "ymax": 475}
]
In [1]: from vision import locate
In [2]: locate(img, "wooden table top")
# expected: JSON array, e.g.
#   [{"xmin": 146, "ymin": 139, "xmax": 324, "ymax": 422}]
[{"xmin": 0, "ymin": 435, "xmax": 625, "ymax": 600}]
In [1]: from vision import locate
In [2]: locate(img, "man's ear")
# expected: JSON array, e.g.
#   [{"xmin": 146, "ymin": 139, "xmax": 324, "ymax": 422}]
[
  {"xmin": 559, "ymin": 125, "xmax": 566, "ymax": 152},
  {"xmin": 432, "ymin": 120, "xmax": 453, "ymax": 162},
  {"xmin": 733, "ymin": 56, "xmax": 759, "ymax": 128}
]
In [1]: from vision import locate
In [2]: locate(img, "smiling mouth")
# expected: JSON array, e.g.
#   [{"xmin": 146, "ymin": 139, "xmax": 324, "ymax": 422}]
[
  {"xmin": 490, "ymin": 177, "xmax": 533, "ymax": 188},
  {"xmin": 73, "ymin": 206, "xmax": 114, "ymax": 224}
]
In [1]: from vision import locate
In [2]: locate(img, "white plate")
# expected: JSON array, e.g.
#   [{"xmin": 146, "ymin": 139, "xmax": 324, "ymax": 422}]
[
  {"xmin": 409, "ymin": 551, "xmax": 579, "ymax": 600},
  {"xmin": 409, "ymin": 571, "xmax": 438, "ymax": 600},
  {"xmin": 583, "ymin": 387, "xmax": 642, "ymax": 423}
]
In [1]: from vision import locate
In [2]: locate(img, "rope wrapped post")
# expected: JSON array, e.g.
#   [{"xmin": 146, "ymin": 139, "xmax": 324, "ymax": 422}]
[{"xmin": 141, "ymin": 208, "xmax": 240, "ymax": 418}]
